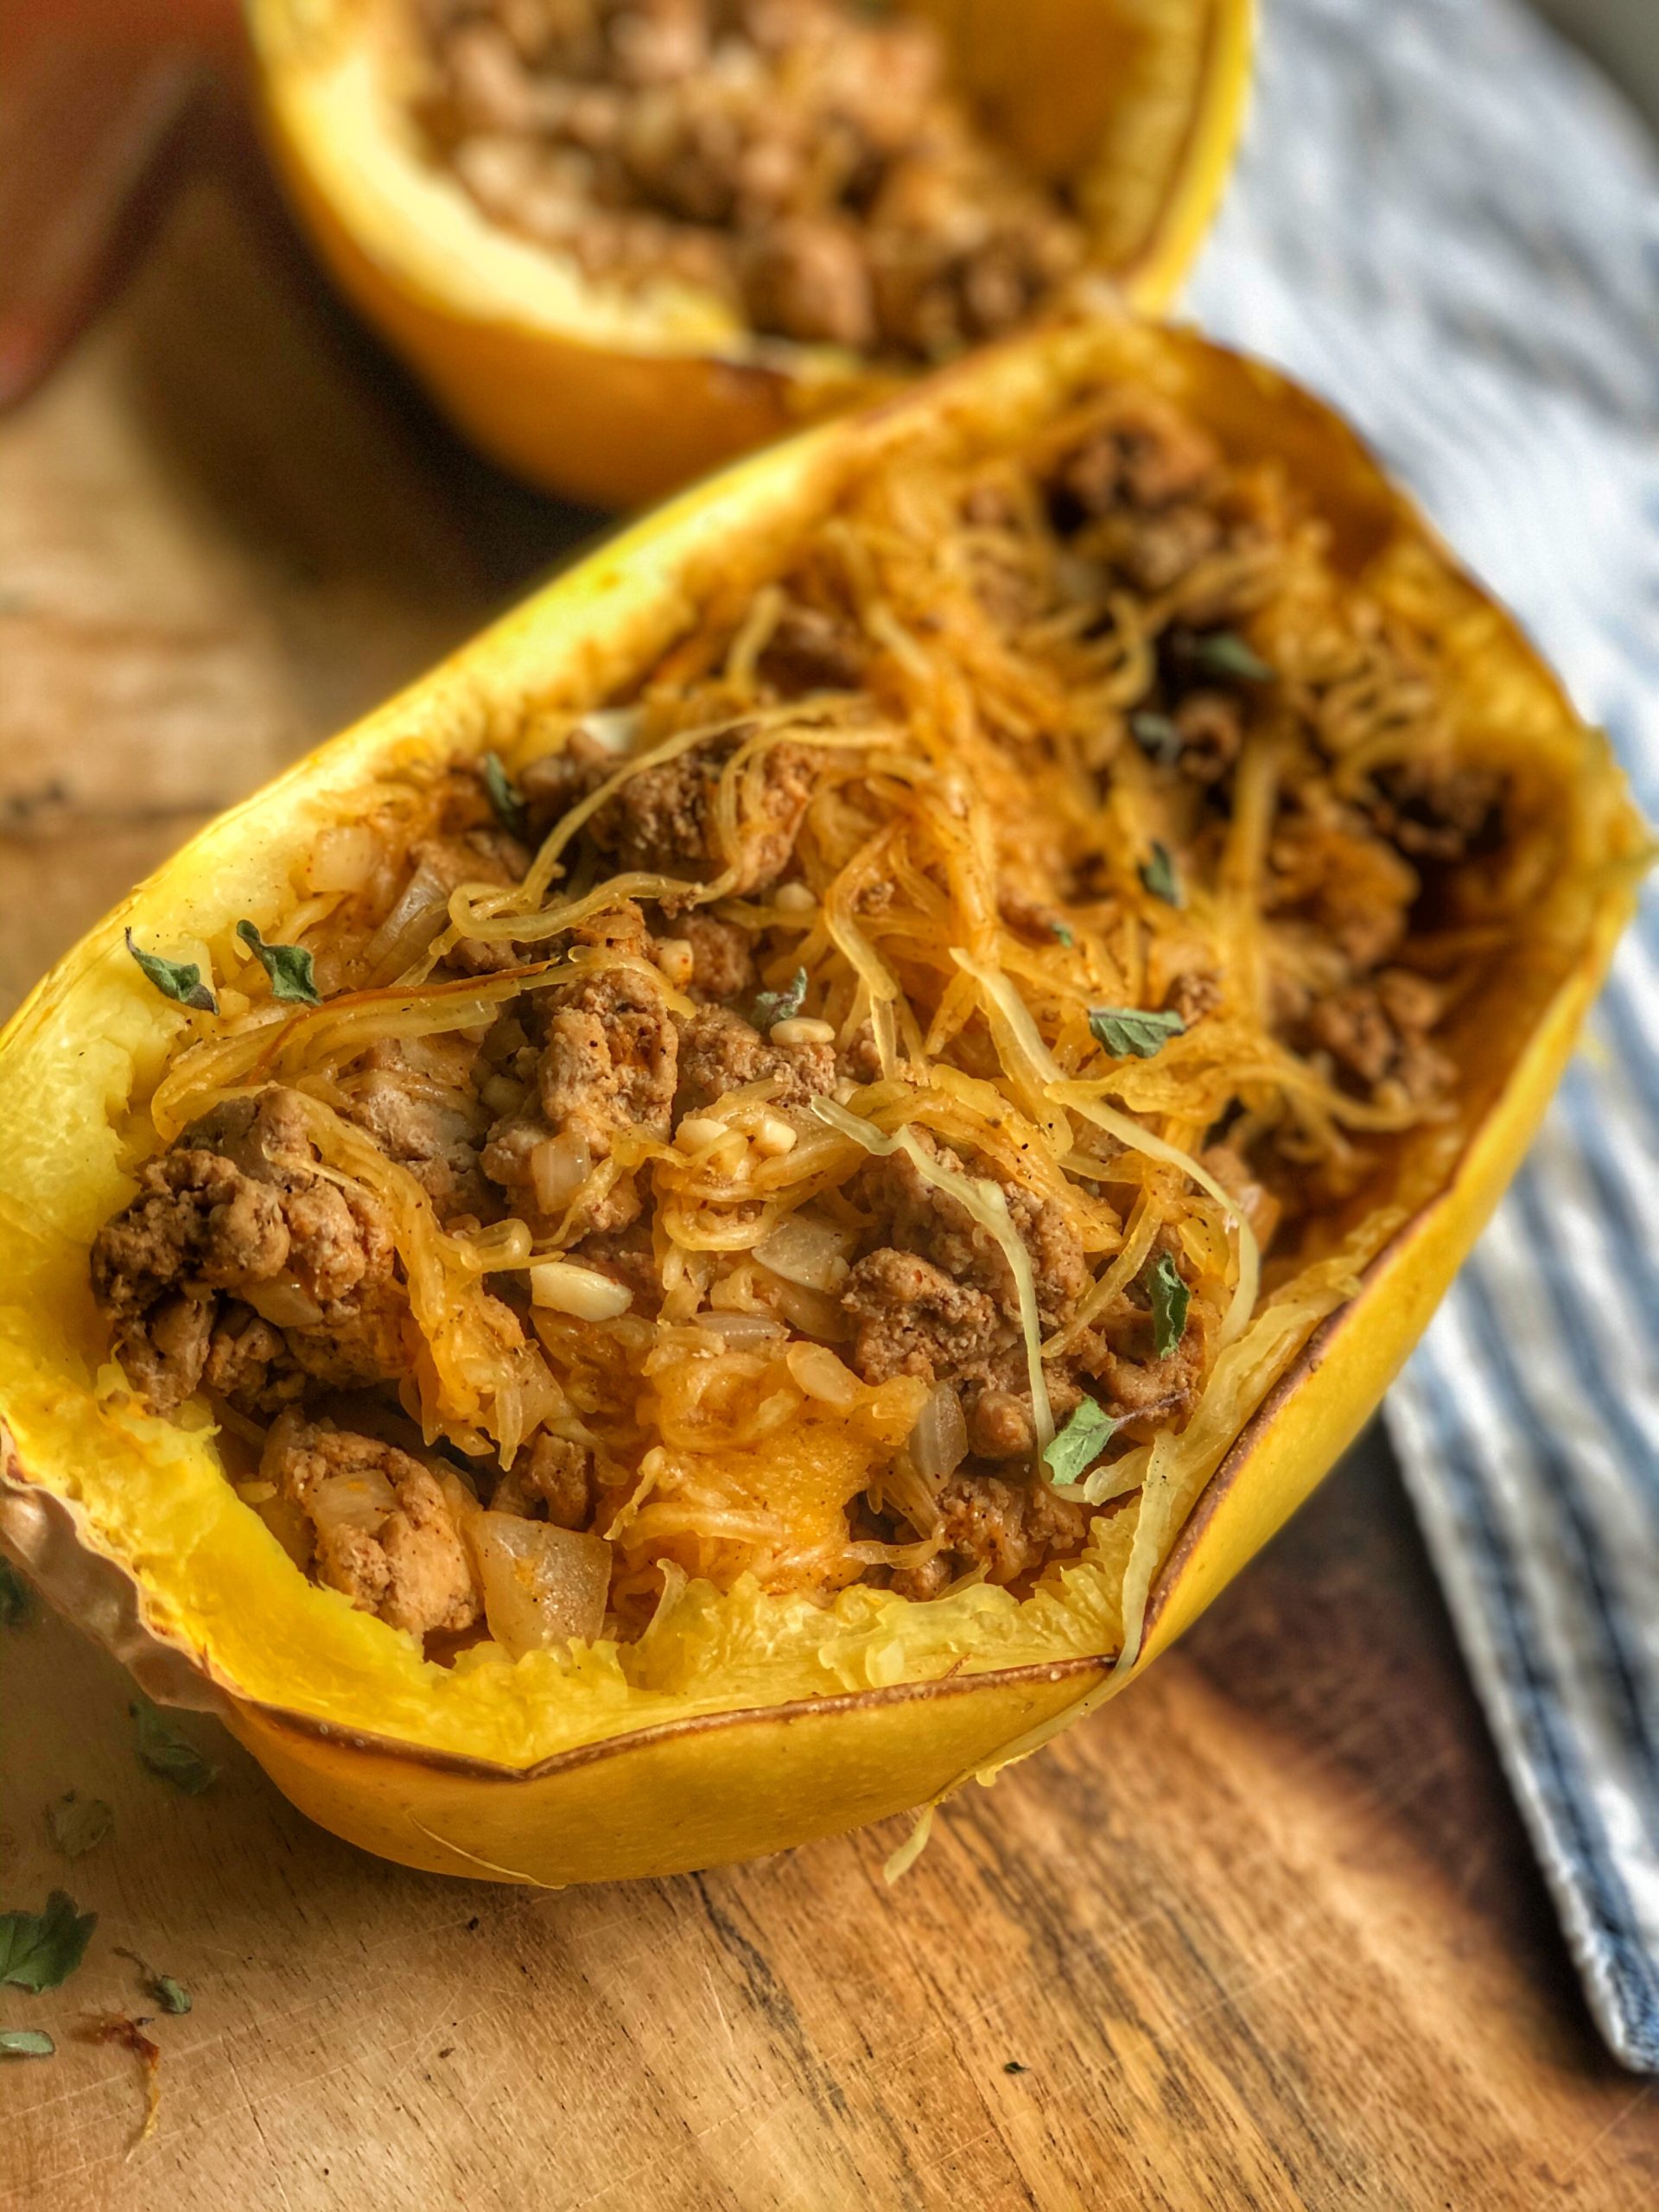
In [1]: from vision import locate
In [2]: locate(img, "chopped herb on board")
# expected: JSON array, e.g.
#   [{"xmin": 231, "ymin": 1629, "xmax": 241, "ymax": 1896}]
[
  {"xmin": 124, "ymin": 931, "xmax": 216, "ymax": 1014},
  {"xmin": 0, "ymin": 1891, "xmax": 97, "ymax": 1994},
  {"xmin": 47, "ymin": 1792, "xmax": 113, "ymax": 1860},
  {"xmin": 116, "ymin": 1949, "xmax": 191, "ymax": 2015},
  {"xmin": 236, "ymin": 920, "xmax": 321, "ymax": 1006},
  {"xmin": 1087, "ymin": 1005, "xmax": 1185, "ymax": 1059},
  {"xmin": 0, "ymin": 2029, "xmax": 55, "ymax": 2058},
  {"xmin": 129, "ymin": 1700, "xmax": 217, "ymax": 1796}
]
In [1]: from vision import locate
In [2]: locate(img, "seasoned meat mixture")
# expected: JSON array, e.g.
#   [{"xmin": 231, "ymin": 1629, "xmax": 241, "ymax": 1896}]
[{"xmin": 413, "ymin": 0, "xmax": 1087, "ymax": 359}]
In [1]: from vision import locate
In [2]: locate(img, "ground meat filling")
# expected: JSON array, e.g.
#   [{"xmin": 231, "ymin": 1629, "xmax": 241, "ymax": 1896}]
[
  {"xmin": 90, "ymin": 372, "xmax": 1511, "ymax": 1634},
  {"xmin": 415, "ymin": 0, "xmax": 1087, "ymax": 362},
  {"xmin": 263, "ymin": 1415, "xmax": 480, "ymax": 1638},
  {"xmin": 92, "ymin": 1088, "xmax": 415, "ymax": 1416}
]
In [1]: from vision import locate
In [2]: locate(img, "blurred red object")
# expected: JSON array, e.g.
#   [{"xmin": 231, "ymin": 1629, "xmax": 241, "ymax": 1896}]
[{"xmin": 0, "ymin": 0, "xmax": 241, "ymax": 410}]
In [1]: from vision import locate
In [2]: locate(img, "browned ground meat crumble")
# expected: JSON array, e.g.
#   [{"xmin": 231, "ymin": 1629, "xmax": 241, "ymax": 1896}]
[{"xmin": 413, "ymin": 0, "xmax": 1087, "ymax": 359}]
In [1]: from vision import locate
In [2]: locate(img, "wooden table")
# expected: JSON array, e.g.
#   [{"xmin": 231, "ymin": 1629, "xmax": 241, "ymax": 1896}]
[{"xmin": 3, "ymin": 132, "xmax": 1656, "ymax": 2212}]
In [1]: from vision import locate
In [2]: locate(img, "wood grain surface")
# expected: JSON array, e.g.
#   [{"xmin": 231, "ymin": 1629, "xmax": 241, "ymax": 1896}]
[{"xmin": 3, "ymin": 125, "xmax": 1657, "ymax": 2212}]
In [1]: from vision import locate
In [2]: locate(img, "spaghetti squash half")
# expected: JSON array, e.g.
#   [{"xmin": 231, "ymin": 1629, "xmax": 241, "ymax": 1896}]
[{"xmin": 0, "ymin": 321, "xmax": 1642, "ymax": 1883}]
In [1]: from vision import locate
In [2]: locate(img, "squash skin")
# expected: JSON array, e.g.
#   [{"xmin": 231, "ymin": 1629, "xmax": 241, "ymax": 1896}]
[
  {"xmin": 245, "ymin": 0, "xmax": 1255, "ymax": 508},
  {"xmin": 0, "ymin": 321, "xmax": 1644, "ymax": 1885}
]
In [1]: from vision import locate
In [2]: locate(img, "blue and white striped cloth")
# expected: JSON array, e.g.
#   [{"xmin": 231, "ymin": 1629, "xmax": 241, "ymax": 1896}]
[{"xmin": 1186, "ymin": 0, "xmax": 1659, "ymax": 2073}]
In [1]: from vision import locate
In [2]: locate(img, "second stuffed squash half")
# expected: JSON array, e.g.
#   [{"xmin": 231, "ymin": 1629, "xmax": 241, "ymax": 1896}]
[{"xmin": 247, "ymin": 0, "xmax": 1255, "ymax": 505}]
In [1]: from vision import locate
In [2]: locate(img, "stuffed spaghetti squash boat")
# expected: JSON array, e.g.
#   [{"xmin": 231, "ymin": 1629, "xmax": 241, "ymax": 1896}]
[
  {"xmin": 0, "ymin": 322, "xmax": 1642, "ymax": 1885},
  {"xmin": 249, "ymin": 0, "xmax": 1254, "ymax": 505}
]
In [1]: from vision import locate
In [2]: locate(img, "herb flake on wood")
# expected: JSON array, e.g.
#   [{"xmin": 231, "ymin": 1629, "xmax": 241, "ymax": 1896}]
[
  {"xmin": 115, "ymin": 1949, "xmax": 191, "ymax": 2015},
  {"xmin": 48, "ymin": 1792, "xmax": 113, "ymax": 1860},
  {"xmin": 130, "ymin": 1700, "xmax": 217, "ymax": 1796},
  {"xmin": 0, "ymin": 1891, "xmax": 97, "ymax": 1993},
  {"xmin": 0, "ymin": 2028, "xmax": 54, "ymax": 2057}
]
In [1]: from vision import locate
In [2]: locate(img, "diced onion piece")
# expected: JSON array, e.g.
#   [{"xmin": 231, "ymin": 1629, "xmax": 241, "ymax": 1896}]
[
  {"xmin": 691, "ymin": 1311, "xmax": 786, "ymax": 1347},
  {"xmin": 769, "ymin": 1278, "xmax": 852, "ymax": 1340},
  {"xmin": 579, "ymin": 706, "xmax": 643, "ymax": 753},
  {"xmin": 469, "ymin": 1510, "xmax": 611, "ymax": 1659},
  {"xmin": 362, "ymin": 863, "xmax": 449, "ymax": 980},
  {"xmin": 245, "ymin": 1277, "xmax": 325, "ymax": 1330},
  {"xmin": 531, "ymin": 1129, "xmax": 591, "ymax": 1211},
  {"xmin": 811, "ymin": 1096, "xmax": 1055, "ymax": 1452},
  {"xmin": 306, "ymin": 823, "xmax": 380, "ymax": 894},
  {"xmin": 753, "ymin": 1213, "xmax": 855, "ymax": 1292},
  {"xmin": 529, "ymin": 1261, "xmax": 632, "ymax": 1320},
  {"xmin": 785, "ymin": 1342, "xmax": 861, "ymax": 1408},
  {"xmin": 908, "ymin": 1382, "xmax": 969, "ymax": 1480}
]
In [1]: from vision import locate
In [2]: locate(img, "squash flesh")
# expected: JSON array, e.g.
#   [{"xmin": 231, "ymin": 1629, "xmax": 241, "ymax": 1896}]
[{"xmin": 0, "ymin": 321, "xmax": 1643, "ymax": 1881}]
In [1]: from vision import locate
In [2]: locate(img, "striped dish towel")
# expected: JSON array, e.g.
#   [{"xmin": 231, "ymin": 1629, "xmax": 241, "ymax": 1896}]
[{"xmin": 1186, "ymin": 0, "xmax": 1659, "ymax": 2071}]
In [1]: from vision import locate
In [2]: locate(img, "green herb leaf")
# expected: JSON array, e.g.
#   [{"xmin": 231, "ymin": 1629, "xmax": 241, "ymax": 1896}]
[
  {"xmin": 1050, "ymin": 921, "xmax": 1075, "ymax": 950},
  {"xmin": 0, "ymin": 1891, "xmax": 97, "ymax": 1994},
  {"xmin": 1042, "ymin": 1398, "xmax": 1118, "ymax": 1486},
  {"xmin": 752, "ymin": 967, "xmax": 809, "ymax": 1029},
  {"xmin": 0, "ymin": 1559, "xmax": 30, "ymax": 1628},
  {"xmin": 1002, "ymin": 2059, "xmax": 1029, "ymax": 2076},
  {"xmin": 482, "ymin": 752, "xmax": 528, "ymax": 839},
  {"xmin": 115, "ymin": 1949, "xmax": 191, "ymax": 2016},
  {"xmin": 130, "ymin": 1700, "xmax": 217, "ymax": 1796},
  {"xmin": 1192, "ymin": 631, "xmax": 1274, "ymax": 683},
  {"xmin": 236, "ymin": 921, "xmax": 321, "ymax": 1007},
  {"xmin": 1146, "ymin": 1251, "xmax": 1192, "ymax": 1360},
  {"xmin": 0, "ymin": 2029, "xmax": 55, "ymax": 2057},
  {"xmin": 1087, "ymin": 1006, "xmax": 1185, "ymax": 1059},
  {"xmin": 1140, "ymin": 842, "xmax": 1183, "ymax": 908},
  {"xmin": 1128, "ymin": 709, "xmax": 1181, "ymax": 765},
  {"xmin": 124, "ymin": 930, "xmax": 216, "ymax": 1014},
  {"xmin": 47, "ymin": 1793, "xmax": 113, "ymax": 1861}
]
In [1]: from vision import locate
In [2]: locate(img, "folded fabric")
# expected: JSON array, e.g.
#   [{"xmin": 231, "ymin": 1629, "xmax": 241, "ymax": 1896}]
[{"xmin": 1187, "ymin": 0, "xmax": 1659, "ymax": 2072}]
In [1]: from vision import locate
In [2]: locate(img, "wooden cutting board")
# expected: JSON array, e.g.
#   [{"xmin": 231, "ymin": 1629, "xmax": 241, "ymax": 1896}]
[{"xmin": 3, "ymin": 137, "xmax": 1656, "ymax": 2212}]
